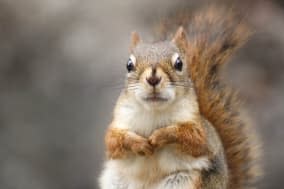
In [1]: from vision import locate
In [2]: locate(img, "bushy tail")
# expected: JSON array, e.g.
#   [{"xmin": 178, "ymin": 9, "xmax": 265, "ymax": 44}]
[
  {"xmin": 187, "ymin": 7, "xmax": 261, "ymax": 189},
  {"xmin": 159, "ymin": 7, "xmax": 261, "ymax": 189}
]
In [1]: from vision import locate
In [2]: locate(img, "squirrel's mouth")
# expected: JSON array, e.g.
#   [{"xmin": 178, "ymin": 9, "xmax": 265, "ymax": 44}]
[{"xmin": 143, "ymin": 94, "xmax": 168, "ymax": 102}]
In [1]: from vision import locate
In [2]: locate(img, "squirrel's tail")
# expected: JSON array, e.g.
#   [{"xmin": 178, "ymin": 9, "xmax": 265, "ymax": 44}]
[
  {"xmin": 158, "ymin": 7, "xmax": 262, "ymax": 189},
  {"xmin": 186, "ymin": 7, "xmax": 261, "ymax": 189}
]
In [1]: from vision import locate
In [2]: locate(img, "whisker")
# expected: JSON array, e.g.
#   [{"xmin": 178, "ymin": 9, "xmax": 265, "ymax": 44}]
[
  {"xmin": 127, "ymin": 83, "xmax": 141, "ymax": 90},
  {"xmin": 165, "ymin": 81, "xmax": 190, "ymax": 88}
]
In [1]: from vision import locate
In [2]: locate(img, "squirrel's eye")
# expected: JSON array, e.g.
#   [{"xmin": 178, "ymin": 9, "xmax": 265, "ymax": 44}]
[
  {"xmin": 126, "ymin": 54, "xmax": 136, "ymax": 72},
  {"xmin": 174, "ymin": 57, "xmax": 183, "ymax": 71},
  {"xmin": 172, "ymin": 53, "xmax": 183, "ymax": 71},
  {"xmin": 126, "ymin": 59, "xmax": 134, "ymax": 72}
]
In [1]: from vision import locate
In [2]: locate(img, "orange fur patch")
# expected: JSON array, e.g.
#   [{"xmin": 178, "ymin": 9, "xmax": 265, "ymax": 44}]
[
  {"xmin": 194, "ymin": 174, "xmax": 202, "ymax": 189},
  {"xmin": 105, "ymin": 126, "xmax": 154, "ymax": 159},
  {"xmin": 184, "ymin": 7, "xmax": 261, "ymax": 189},
  {"xmin": 149, "ymin": 121, "xmax": 209, "ymax": 157},
  {"xmin": 176, "ymin": 121, "xmax": 209, "ymax": 157},
  {"xmin": 105, "ymin": 127, "xmax": 128, "ymax": 159}
]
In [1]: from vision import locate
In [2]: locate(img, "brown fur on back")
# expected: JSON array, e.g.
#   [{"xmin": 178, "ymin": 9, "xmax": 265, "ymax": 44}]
[{"xmin": 158, "ymin": 7, "xmax": 261, "ymax": 189}]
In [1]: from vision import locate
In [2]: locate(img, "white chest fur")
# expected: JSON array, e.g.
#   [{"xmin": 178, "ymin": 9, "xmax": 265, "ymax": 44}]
[
  {"xmin": 99, "ymin": 94, "xmax": 210, "ymax": 189},
  {"xmin": 104, "ymin": 95, "xmax": 210, "ymax": 185},
  {"xmin": 114, "ymin": 96, "xmax": 198, "ymax": 137}
]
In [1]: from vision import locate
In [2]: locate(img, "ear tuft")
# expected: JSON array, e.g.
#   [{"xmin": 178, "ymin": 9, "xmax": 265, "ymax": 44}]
[
  {"xmin": 129, "ymin": 31, "xmax": 141, "ymax": 52},
  {"xmin": 172, "ymin": 26, "xmax": 188, "ymax": 52}
]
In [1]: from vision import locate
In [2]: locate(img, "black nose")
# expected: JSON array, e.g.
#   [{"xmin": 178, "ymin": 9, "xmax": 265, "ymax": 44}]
[{"xmin": 146, "ymin": 76, "xmax": 161, "ymax": 87}]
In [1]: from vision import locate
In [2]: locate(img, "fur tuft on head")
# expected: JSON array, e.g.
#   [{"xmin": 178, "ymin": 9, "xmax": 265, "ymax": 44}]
[
  {"xmin": 172, "ymin": 26, "xmax": 188, "ymax": 53},
  {"xmin": 129, "ymin": 31, "xmax": 142, "ymax": 53}
]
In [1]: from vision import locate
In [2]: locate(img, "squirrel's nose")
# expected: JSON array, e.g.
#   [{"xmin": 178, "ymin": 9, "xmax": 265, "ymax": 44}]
[{"xmin": 146, "ymin": 76, "xmax": 161, "ymax": 87}]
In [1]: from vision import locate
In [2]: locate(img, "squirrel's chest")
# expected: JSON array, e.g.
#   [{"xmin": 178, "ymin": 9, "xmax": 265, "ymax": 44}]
[
  {"xmin": 115, "ymin": 100, "xmax": 196, "ymax": 137},
  {"xmin": 115, "ymin": 106, "xmax": 173, "ymax": 136},
  {"xmin": 127, "ymin": 111, "xmax": 172, "ymax": 137}
]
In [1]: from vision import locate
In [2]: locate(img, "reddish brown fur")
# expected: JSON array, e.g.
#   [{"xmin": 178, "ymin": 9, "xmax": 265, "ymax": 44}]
[
  {"xmin": 184, "ymin": 8, "xmax": 261, "ymax": 189},
  {"xmin": 149, "ymin": 121, "xmax": 209, "ymax": 157},
  {"xmin": 105, "ymin": 126, "xmax": 153, "ymax": 159},
  {"xmin": 156, "ymin": 6, "xmax": 261, "ymax": 189},
  {"xmin": 105, "ymin": 7, "xmax": 260, "ymax": 189},
  {"xmin": 107, "ymin": 121, "xmax": 209, "ymax": 160},
  {"xmin": 194, "ymin": 174, "xmax": 203, "ymax": 189},
  {"xmin": 105, "ymin": 127, "xmax": 128, "ymax": 159}
]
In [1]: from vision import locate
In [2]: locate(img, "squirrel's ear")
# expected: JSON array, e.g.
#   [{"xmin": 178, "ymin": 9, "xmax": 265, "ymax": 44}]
[
  {"xmin": 129, "ymin": 31, "xmax": 142, "ymax": 52},
  {"xmin": 172, "ymin": 26, "xmax": 188, "ymax": 52}
]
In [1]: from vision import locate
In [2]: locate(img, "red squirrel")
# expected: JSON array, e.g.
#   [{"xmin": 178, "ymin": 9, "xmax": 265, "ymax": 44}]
[{"xmin": 99, "ymin": 7, "xmax": 261, "ymax": 189}]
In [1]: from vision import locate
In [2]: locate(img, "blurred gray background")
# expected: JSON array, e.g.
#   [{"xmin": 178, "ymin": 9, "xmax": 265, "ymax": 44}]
[{"xmin": 0, "ymin": 0, "xmax": 283, "ymax": 188}]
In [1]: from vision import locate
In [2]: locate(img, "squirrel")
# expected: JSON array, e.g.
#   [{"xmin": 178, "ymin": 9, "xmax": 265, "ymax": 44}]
[{"xmin": 99, "ymin": 7, "xmax": 261, "ymax": 189}]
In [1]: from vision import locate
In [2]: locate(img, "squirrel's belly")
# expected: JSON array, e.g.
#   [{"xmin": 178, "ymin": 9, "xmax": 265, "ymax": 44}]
[{"xmin": 114, "ymin": 146, "xmax": 209, "ymax": 182}]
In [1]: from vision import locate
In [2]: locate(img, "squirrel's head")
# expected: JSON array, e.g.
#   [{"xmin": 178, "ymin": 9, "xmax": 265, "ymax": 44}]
[{"xmin": 124, "ymin": 27, "xmax": 195, "ymax": 110}]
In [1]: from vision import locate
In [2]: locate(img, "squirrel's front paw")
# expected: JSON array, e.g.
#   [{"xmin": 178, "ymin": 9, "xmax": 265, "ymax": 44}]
[
  {"xmin": 149, "ymin": 127, "xmax": 177, "ymax": 149},
  {"xmin": 126, "ymin": 132, "xmax": 154, "ymax": 156}
]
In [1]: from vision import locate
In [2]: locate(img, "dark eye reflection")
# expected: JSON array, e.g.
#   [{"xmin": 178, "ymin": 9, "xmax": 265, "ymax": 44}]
[
  {"xmin": 126, "ymin": 58, "xmax": 135, "ymax": 72},
  {"xmin": 174, "ymin": 57, "xmax": 183, "ymax": 71}
]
